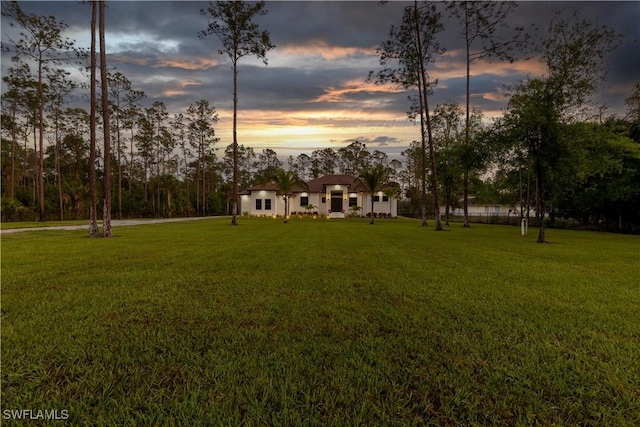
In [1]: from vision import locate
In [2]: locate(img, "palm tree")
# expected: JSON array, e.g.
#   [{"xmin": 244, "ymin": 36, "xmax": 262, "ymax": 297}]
[
  {"xmin": 270, "ymin": 169, "xmax": 309, "ymax": 223},
  {"xmin": 360, "ymin": 164, "xmax": 387, "ymax": 224}
]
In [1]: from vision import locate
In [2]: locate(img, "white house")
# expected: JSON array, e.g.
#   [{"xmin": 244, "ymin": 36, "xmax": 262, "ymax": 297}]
[{"xmin": 239, "ymin": 174, "xmax": 398, "ymax": 218}]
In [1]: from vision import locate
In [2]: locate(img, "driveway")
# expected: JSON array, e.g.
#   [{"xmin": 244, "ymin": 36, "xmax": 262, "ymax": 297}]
[{"xmin": 0, "ymin": 216, "xmax": 229, "ymax": 234}]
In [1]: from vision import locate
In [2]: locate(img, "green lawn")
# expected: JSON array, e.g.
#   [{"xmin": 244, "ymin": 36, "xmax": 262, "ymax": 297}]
[
  {"xmin": 0, "ymin": 219, "xmax": 88, "ymax": 229},
  {"xmin": 2, "ymin": 217, "xmax": 639, "ymax": 425}
]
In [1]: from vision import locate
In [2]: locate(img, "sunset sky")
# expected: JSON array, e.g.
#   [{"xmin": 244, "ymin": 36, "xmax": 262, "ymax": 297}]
[{"xmin": 2, "ymin": 1, "xmax": 638, "ymax": 160}]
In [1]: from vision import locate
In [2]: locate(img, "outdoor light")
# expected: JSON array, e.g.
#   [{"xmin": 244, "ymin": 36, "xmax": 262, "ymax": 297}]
[{"xmin": 343, "ymin": 193, "xmax": 348, "ymax": 200}]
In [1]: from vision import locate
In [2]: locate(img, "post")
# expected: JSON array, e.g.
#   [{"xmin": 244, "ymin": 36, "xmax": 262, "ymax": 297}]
[{"xmin": 521, "ymin": 217, "xmax": 528, "ymax": 235}]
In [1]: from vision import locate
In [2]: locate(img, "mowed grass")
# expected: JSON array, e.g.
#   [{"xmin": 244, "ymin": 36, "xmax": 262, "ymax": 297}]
[{"xmin": 1, "ymin": 217, "xmax": 639, "ymax": 425}]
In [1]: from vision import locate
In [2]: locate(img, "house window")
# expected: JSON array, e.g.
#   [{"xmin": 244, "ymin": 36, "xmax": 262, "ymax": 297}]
[
  {"xmin": 265, "ymin": 199, "xmax": 272, "ymax": 210},
  {"xmin": 300, "ymin": 196, "xmax": 309, "ymax": 206},
  {"xmin": 374, "ymin": 195, "xmax": 380, "ymax": 202},
  {"xmin": 383, "ymin": 195, "xmax": 389, "ymax": 202},
  {"xmin": 349, "ymin": 196, "xmax": 357, "ymax": 207},
  {"xmin": 256, "ymin": 199, "xmax": 262, "ymax": 210}
]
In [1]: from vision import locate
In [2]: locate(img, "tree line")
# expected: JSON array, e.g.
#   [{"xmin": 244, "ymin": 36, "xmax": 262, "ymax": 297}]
[{"xmin": 1, "ymin": 1, "xmax": 639, "ymax": 235}]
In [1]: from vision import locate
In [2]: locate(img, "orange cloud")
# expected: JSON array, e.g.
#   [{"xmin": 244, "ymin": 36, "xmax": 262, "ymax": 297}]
[
  {"xmin": 162, "ymin": 89, "xmax": 187, "ymax": 97},
  {"xmin": 155, "ymin": 57, "xmax": 219, "ymax": 70},
  {"xmin": 433, "ymin": 56, "xmax": 546, "ymax": 82},
  {"xmin": 316, "ymin": 79, "xmax": 404, "ymax": 103},
  {"xmin": 109, "ymin": 55, "xmax": 151, "ymax": 66},
  {"xmin": 277, "ymin": 40, "xmax": 373, "ymax": 61}
]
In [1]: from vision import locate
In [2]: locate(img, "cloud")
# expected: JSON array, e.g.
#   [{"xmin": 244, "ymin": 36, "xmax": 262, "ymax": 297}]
[
  {"xmin": 2, "ymin": 0, "xmax": 638, "ymax": 160},
  {"xmin": 315, "ymin": 80, "xmax": 404, "ymax": 103},
  {"xmin": 343, "ymin": 136, "xmax": 402, "ymax": 147},
  {"xmin": 276, "ymin": 41, "xmax": 374, "ymax": 62}
]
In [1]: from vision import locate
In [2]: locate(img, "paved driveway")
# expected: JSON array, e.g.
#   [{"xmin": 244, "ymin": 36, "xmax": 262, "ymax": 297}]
[{"xmin": 0, "ymin": 216, "xmax": 229, "ymax": 234}]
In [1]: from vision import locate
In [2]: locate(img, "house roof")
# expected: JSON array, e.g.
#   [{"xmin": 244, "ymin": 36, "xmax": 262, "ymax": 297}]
[
  {"xmin": 306, "ymin": 174, "xmax": 367, "ymax": 193},
  {"xmin": 244, "ymin": 182, "xmax": 280, "ymax": 192},
  {"xmin": 241, "ymin": 174, "xmax": 398, "ymax": 194}
]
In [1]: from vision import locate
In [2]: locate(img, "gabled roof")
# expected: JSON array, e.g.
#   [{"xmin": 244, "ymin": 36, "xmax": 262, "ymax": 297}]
[
  {"xmin": 244, "ymin": 182, "xmax": 280, "ymax": 192},
  {"xmin": 306, "ymin": 174, "xmax": 367, "ymax": 193}
]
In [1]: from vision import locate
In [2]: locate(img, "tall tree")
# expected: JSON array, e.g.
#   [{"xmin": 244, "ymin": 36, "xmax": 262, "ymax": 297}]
[
  {"xmin": 186, "ymin": 99, "xmax": 219, "ymax": 216},
  {"xmin": 370, "ymin": 1, "xmax": 444, "ymax": 229},
  {"xmin": 2, "ymin": 1, "xmax": 85, "ymax": 221},
  {"xmin": 310, "ymin": 148, "xmax": 337, "ymax": 177},
  {"xmin": 1, "ymin": 62, "xmax": 33, "ymax": 201},
  {"xmin": 432, "ymin": 102, "xmax": 464, "ymax": 225},
  {"xmin": 99, "ymin": 0, "xmax": 112, "ymax": 236},
  {"xmin": 448, "ymin": 1, "xmax": 528, "ymax": 228},
  {"xmin": 253, "ymin": 148, "xmax": 282, "ymax": 183},
  {"xmin": 360, "ymin": 164, "xmax": 388, "ymax": 225},
  {"xmin": 171, "ymin": 113, "xmax": 191, "ymax": 214},
  {"xmin": 108, "ymin": 71, "xmax": 145, "ymax": 219},
  {"xmin": 337, "ymin": 140, "xmax": 371, "ymax": 176},
  {"xmin": 135, "ymin": 112, "xmax": 155, "ymax": 203},
  {"xmin": 45, "ymin": 68, "xmax": 76, "ymax": 221},
  {"xmin": 291, "ymin": 153, "xmax": 311, "ymax": 181},
  {"xmin": 504, "ymin": 12, "xmax": 620, "ymax": 243},
  {"xmin": 199, "ymin": 0, "xmax": 275, "ymax": 225},
  {"xmin": 88, "ymin": 0, "xmax": 99, "ymax": 236},
  {"xmin": 123, "ymin": 102, "xmax": 145, "ymax": 195}
]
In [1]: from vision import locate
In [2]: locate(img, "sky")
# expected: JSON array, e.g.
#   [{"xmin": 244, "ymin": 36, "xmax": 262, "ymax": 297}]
[{"xmin": 2, "ymin": 1, "xmax": 639, "ymax": 160}]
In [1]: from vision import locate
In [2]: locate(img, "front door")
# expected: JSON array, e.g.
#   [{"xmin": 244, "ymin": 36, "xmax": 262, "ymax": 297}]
[{"xmin": 331, "ymin": 191, "xmax": 343, "ymax": 212}]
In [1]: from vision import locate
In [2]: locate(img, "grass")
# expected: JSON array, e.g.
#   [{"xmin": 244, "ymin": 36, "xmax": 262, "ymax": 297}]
[
  {"xmin": 0, "ymin": 219, "xmax": 89, "ymax": 230},
  {"xmin": 1, "ymin": 217, "xmax": 639, "ymax": 425}
]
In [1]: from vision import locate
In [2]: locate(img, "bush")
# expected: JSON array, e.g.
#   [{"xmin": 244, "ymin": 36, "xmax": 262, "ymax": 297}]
[{"xmin": 1, "ymin": 198, "xmax": 29, "ymax": 222}]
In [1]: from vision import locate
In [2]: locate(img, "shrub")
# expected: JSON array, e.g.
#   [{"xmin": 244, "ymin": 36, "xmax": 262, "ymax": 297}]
[{"xmin": 1, "ymin": 198, "xmax": 29, "ymax": 222}]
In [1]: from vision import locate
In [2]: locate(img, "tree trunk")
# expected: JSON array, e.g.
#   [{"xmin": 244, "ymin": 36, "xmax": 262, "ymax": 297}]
[
  {"xmin": 370, "ymin": 195, "xmax": 374, "ymax": 224},
  {"xmin": 231, "ymin": 58, "xmax": 239, "ymax": 225},
  {"xmin": 100, "ymin": 0, "xmax": 112, "ymax": 237},
  {"xmin": 202, "ymin": 153, "xmax": 207, "ymax": 216},
  {"xmin": 463, "ymin": 37, "xmax": 471, "ymax": 228},
  {"xmin": 116, "ymin": 104, "xmax": 122, "ymax": 219},
  {"xmin": 414, "ymin": 5, "xmax": 427, "ymax": 228},
  {"xmin": 129, "ymin": 127, "xmax": 134, "ymax": 195},
  {"xmin": 535, "ymin": 160, "xmax": 546, "ymax": 243},
  {"xmin": 55, "ymin": 109, "xmax": 64, "ymax": 221},
  {"xmin": 414, "ymin": 1, "xmax": 442, "ymax": 231},
  {"xmin": 284, "ymin": 196, "xmax": 289, "ymax": 223},
  {"xmin": 10, "ymin": 101, "xmax": 17, "ymax": 200},
  {"xmin": 88, "ymin": 0, "xmax": 99, "ymax": 237},
  {"xmin": 195, "ymin": 155, "xmax": 201, "ymax": 216},
  {"xmin": 37, "ymin": 55, "xmax": 45, "ymax": 222}
]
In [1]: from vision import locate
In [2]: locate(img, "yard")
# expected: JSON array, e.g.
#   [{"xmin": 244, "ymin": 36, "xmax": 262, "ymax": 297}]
[{"xmin": 1, "ymin": 217, "xmax": 638, "ymax": 425}]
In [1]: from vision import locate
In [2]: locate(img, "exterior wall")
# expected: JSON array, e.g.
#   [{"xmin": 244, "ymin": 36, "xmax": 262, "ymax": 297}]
[
  {"xmin": 361, "ymin": 192, "xmax": 398, "ymax": 217},
  {"xmin": 290, "ymin": 192, "xmax": 321, "ymax": 215},
  {"xmin": 240, "ymin": 190, "xmax": 284, "ymax": 216},
  {"xmin": 241, "ymin": 188, "xmax": 398, "ymax": 218},
  {"xmin": 445, "ymin": 204, "xmax": 523, "ymax": 216}
]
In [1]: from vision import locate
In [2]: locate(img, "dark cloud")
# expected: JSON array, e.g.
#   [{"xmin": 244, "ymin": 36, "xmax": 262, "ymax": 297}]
[
  {"xmin": 343, "ymin": 136, "xmax": 402, "ymax": 147},
  {"xmin": 2, "ymin": 1, "xmax": 638, "ymax": 156}
]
